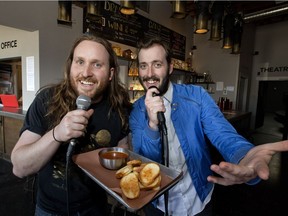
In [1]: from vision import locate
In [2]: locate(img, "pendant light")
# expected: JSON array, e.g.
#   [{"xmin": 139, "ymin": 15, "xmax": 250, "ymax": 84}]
[
  {"xmin": 195, "ymin": 1, "xmax": 210, "ymax": 34},
  {"xmin": 231, "ymin": 14, "xmax": 243, "ymax": 54},
  {"xmin": 120, "ymin": 0, "xmax": 136, "ymax": 15},
  {"xmin": 58, "ymin": 1, "xmax": 72, "ymax": 22},
  {"xmin": 222, "ymin": 13, "xmax": 234, "ymax": 49},
  {"xmin": 171, "ymin": 0, "xmax": 187, "ymax": 19},
  {"xmin": 209, "ymin": 2, "xmax": 224, "ymax": 41},
  {"xmin": 86, "ymin": 1, "xmax": 100, "ymax": 16}
]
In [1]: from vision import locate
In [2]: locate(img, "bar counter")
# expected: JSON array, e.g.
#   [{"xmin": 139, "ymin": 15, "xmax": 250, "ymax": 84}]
[
  {"xmin": 0, "ymin": 107, "xmax": 26, "ymax": 159},
  {"xmin": 223, "ymin": 110, "xmax": 251, "ymax": 124},
  {"xmin": 0, "ymin": 108, "xmax": 251, "ymax": 159},
  {"xmin": 223, "ymin": 110, "xmax": 252, "ymax": 139},
  {"xmin": 0, "ymin": 106, "xmax": 26, "ymax": 120}
]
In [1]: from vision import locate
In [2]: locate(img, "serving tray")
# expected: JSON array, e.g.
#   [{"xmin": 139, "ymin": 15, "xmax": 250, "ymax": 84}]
[{"xmin": 73, "ymin": 148, "xmax": 183, "ymax": 212}]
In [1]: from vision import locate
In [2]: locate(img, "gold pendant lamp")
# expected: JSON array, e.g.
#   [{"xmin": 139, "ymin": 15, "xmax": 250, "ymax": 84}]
[
  {"xmin": 231, "ymin": 14, "xmax": 243, "ymax": 54},
  {"xmin": 222, "ymin": 13, "xmax": 234, "ymax": 49},
  {"xmin": 120, "ymin": 0, "xmax": 136, "ymax": 15},
  {"xmin": 209, "ymin": 2, "xmax": 224, "ymax": 41},
  {"xmin": 171, "ymin": 0, "xmax": 187, "ymax": 19},
  {"xmin": 195, "ymin": 1, "xmax": 210, "ymax": 34}
]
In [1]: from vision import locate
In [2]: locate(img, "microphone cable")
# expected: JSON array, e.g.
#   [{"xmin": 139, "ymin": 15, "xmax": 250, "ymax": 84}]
[
  {"xmin": 149, "ymin": 86, "xmax": 169, "ymax": 216},
  {"xmin": 65, "ymin": 139, "xmax": 78, "ymax": 216},
  {"xmin": 160, "ymin": 118, "xmax": 169, "ymax": 216},
  {"xmin": 64, "ymin": 95, "xmax": 91, "ymax": 216}
]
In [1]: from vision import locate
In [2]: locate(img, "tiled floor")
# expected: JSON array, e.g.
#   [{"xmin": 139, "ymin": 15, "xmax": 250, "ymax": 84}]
[{"xmin": 0, "ymin": 112, "xmax": 287, "ymax": 216}]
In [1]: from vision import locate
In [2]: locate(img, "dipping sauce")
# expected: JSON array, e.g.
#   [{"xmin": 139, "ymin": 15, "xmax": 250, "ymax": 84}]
[
  {"xmin": 99, "ymin": 147, "xmax": 130, "ymax": 170},
  {"xmin": 101, "ymin": 151, "xmax": 128, "ymax": 160}
]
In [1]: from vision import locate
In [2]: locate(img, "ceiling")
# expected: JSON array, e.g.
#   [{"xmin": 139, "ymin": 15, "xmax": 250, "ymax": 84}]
[
  {"xmin": 227, "ymin": 1, "xmax": 278, "ymax": 14},
  {"xmin": 74, "ymin": 1, "xmax": 288, "ymax": 25},
  {"xmin": 185, "ymin": 1, "xmax": 288, "ymax": 25}
]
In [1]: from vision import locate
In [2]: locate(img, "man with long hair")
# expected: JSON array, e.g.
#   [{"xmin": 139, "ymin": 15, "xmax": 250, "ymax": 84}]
[{"xmin": 11, "ymin": 34, "xmax": 131, "ymax": 215}]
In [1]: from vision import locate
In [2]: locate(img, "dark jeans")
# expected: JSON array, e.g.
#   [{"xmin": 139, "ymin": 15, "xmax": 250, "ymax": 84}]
[
  {"xmin": 144, "ymin": 200, "xmax": 214, "ymax": 216},
  {"xmin": 35, "ymin": 204, "xmax": 107, "ymax": 216}
]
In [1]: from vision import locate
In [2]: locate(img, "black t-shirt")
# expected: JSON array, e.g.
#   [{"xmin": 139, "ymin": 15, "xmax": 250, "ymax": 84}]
[{"xmin": 21, "ymin": 88, "xmax": 129, "ymax": 215}]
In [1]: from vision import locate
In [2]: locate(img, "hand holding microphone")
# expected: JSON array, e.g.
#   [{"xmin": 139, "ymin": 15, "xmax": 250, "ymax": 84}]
[
  {"xmin": 146, "ymin": 87, "xmax": 167, "ymax": 135},
  {"xmin": 65, "ymin": 95, "xmax": 91, "ymax": 160}
]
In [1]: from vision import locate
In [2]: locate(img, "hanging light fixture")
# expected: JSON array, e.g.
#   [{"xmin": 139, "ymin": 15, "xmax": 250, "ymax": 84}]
[
  {"xmin": 231, "ymin": 14, "xmax": 243, "ymax": 54},
  {"xmin": 86, "ymin": 1, "xmax": 100, "ymax": 16},
  {"xmin": 171, "ymin": 0, "xmax": 187, "ymax": 19},
  {"xmin": 209, "ymin": 2, "xmax": 224, "ymax": 41},
  {"xmin": 222, "ymin": 13, "xmax": 234, "ymax": 49},
  {"xmin": 195, "ymin": 1, "xmax": 210, "ymax": 34},
  {"xmin": 120, "ymin": 0, "xmax": 136, "ymax": 15},
  {"xmin": 58, "ymin": 1, "xmax": 72, "ymax": 22}
]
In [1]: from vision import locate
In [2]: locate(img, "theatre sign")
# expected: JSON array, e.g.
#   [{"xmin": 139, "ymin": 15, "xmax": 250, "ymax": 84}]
[{"xmin": 256, "ymin": 63, "xmax": 288, "ymax": 80}]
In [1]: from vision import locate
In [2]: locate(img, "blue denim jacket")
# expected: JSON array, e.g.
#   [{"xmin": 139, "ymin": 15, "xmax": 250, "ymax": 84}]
[{"xmin": 129, "ymin": 83, "xmax": 256, "ymax": 202}]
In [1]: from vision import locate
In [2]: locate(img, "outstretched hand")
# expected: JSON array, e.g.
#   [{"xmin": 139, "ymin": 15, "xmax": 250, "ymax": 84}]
[{"xmin": 207, "ymin": 140, "xmax": 288, "ymax": 186}]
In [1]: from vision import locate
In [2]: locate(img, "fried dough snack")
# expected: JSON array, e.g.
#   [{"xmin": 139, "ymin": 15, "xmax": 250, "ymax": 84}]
[
  {"xmin": 115, "ymin": 164, "xmax": 133, "ymax": 179},
  {"xmin": 139, "ymin": 163, "xmax": 160, "ymax": 187},
  {"xmin": 120, "ymin": 172, "xmax": 140, "ymax": 199},
  {"xmin": 116, "ymin": 160, "xmax": 161, "ymax": 199}
]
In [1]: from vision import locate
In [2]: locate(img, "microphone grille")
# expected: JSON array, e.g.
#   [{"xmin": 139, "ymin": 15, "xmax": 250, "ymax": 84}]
[{"xmin": 76, "ymin": 95, "xmax": 91, "ymax": 110}]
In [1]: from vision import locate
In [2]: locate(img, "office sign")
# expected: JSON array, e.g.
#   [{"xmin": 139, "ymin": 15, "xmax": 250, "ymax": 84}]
[{"xmin": 1, "ymin": 40, "xmax": 17, "ymax": 49}]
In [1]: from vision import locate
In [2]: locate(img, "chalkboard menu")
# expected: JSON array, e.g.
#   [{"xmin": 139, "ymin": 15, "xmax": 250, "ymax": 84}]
[{"xmin": 84, "ymin": 1, "xmax": 186, "ymax": 61}]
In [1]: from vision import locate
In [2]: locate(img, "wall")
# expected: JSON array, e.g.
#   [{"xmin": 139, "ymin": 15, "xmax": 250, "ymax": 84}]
[
  {"xmin": 193, "ymin": 30, "xmax": 240, "ymax": 105},
  {"xmin": 0, "ymin": 1, "xmax": 195, "ymax": 110},
  {"xmin": 0, "ymin": 1, "xmax": 84, "ymax": 84},
  {"xmin": 136, "ymin": 1, "xmax": 194, "ymax": 59},
  {"xmin": 249, "ymin": 20, "xmax": 288, "ymax": 127},
  {"xmin": 236, "ymin": 23, "xmax": 256, "ymax": 112},
  {"xmin": 3, "ymin": 1, "xmax": 286, "ymax": 129},
  {"xmin": 0, "ymin": 1, "xmax": 83, "ymax": 110},
  {"xmin": 0, "ymin": 25, "xmax": 39, "ymax": 110},
  {"xmin": 193, "ymin": 18, "xmax": 288, "ymax": 128}
]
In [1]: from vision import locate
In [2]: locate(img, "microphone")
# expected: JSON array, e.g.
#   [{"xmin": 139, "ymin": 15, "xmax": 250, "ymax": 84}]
[
  {"xmin": 149, "ymin": 86, "xmax": 167, "ymax": 135},
  {"xmin": 76, "ymin": 94, "xmax": 91, "ymax": 110},
  {"xmin": 66, "ymin": 95, "xmax": 91, "ymax": 161}
]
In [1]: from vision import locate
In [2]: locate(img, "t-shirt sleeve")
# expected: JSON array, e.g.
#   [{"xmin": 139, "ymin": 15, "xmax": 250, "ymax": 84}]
[{"xmin": 20, "ymin": 89, "xmax": 50, "ymax": 136}]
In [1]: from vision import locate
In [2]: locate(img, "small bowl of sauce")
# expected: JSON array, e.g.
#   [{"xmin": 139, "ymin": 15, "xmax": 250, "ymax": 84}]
[{"xmin": 98, "ymin": 147, "xmax": 129, "ymax": 170}]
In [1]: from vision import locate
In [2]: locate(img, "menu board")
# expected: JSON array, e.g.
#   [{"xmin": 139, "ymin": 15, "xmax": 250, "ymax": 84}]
[{"xmin": 84, "ymin": 1, "xmax": 186, "ymax": 61}]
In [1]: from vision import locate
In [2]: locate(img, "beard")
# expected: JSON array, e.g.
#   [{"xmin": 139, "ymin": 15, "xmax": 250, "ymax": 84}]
[
  {"xmin": 157, "ymin": 75, "xmax": 169, "ymax": 96},
  {"xmin": 139, "ymin": 70, "xmax": 170, "ymax": 96},
  {"xmin": 71, "ymin": 76, "xmax": 110, "ymax": 103}
]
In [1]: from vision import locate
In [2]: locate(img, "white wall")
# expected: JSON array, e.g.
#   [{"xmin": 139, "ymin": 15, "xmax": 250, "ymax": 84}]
[
  {"xmin": 0, "ymin": 25, "xmax": 39, "ymax": 110},
  {"xmin": 0, "ymin": 1, "xmax": 83, "ymax": 110},
  {"xmin": 0, "ymin": 1, "xmax": 83, "ymax": 85},
  {"xmin": 249, "ymin": 20, "xmax": 288, "ymax": 127},
  {"xmin": 193, "ymin": 31, "xmax": 240, "ymax": 104}
]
